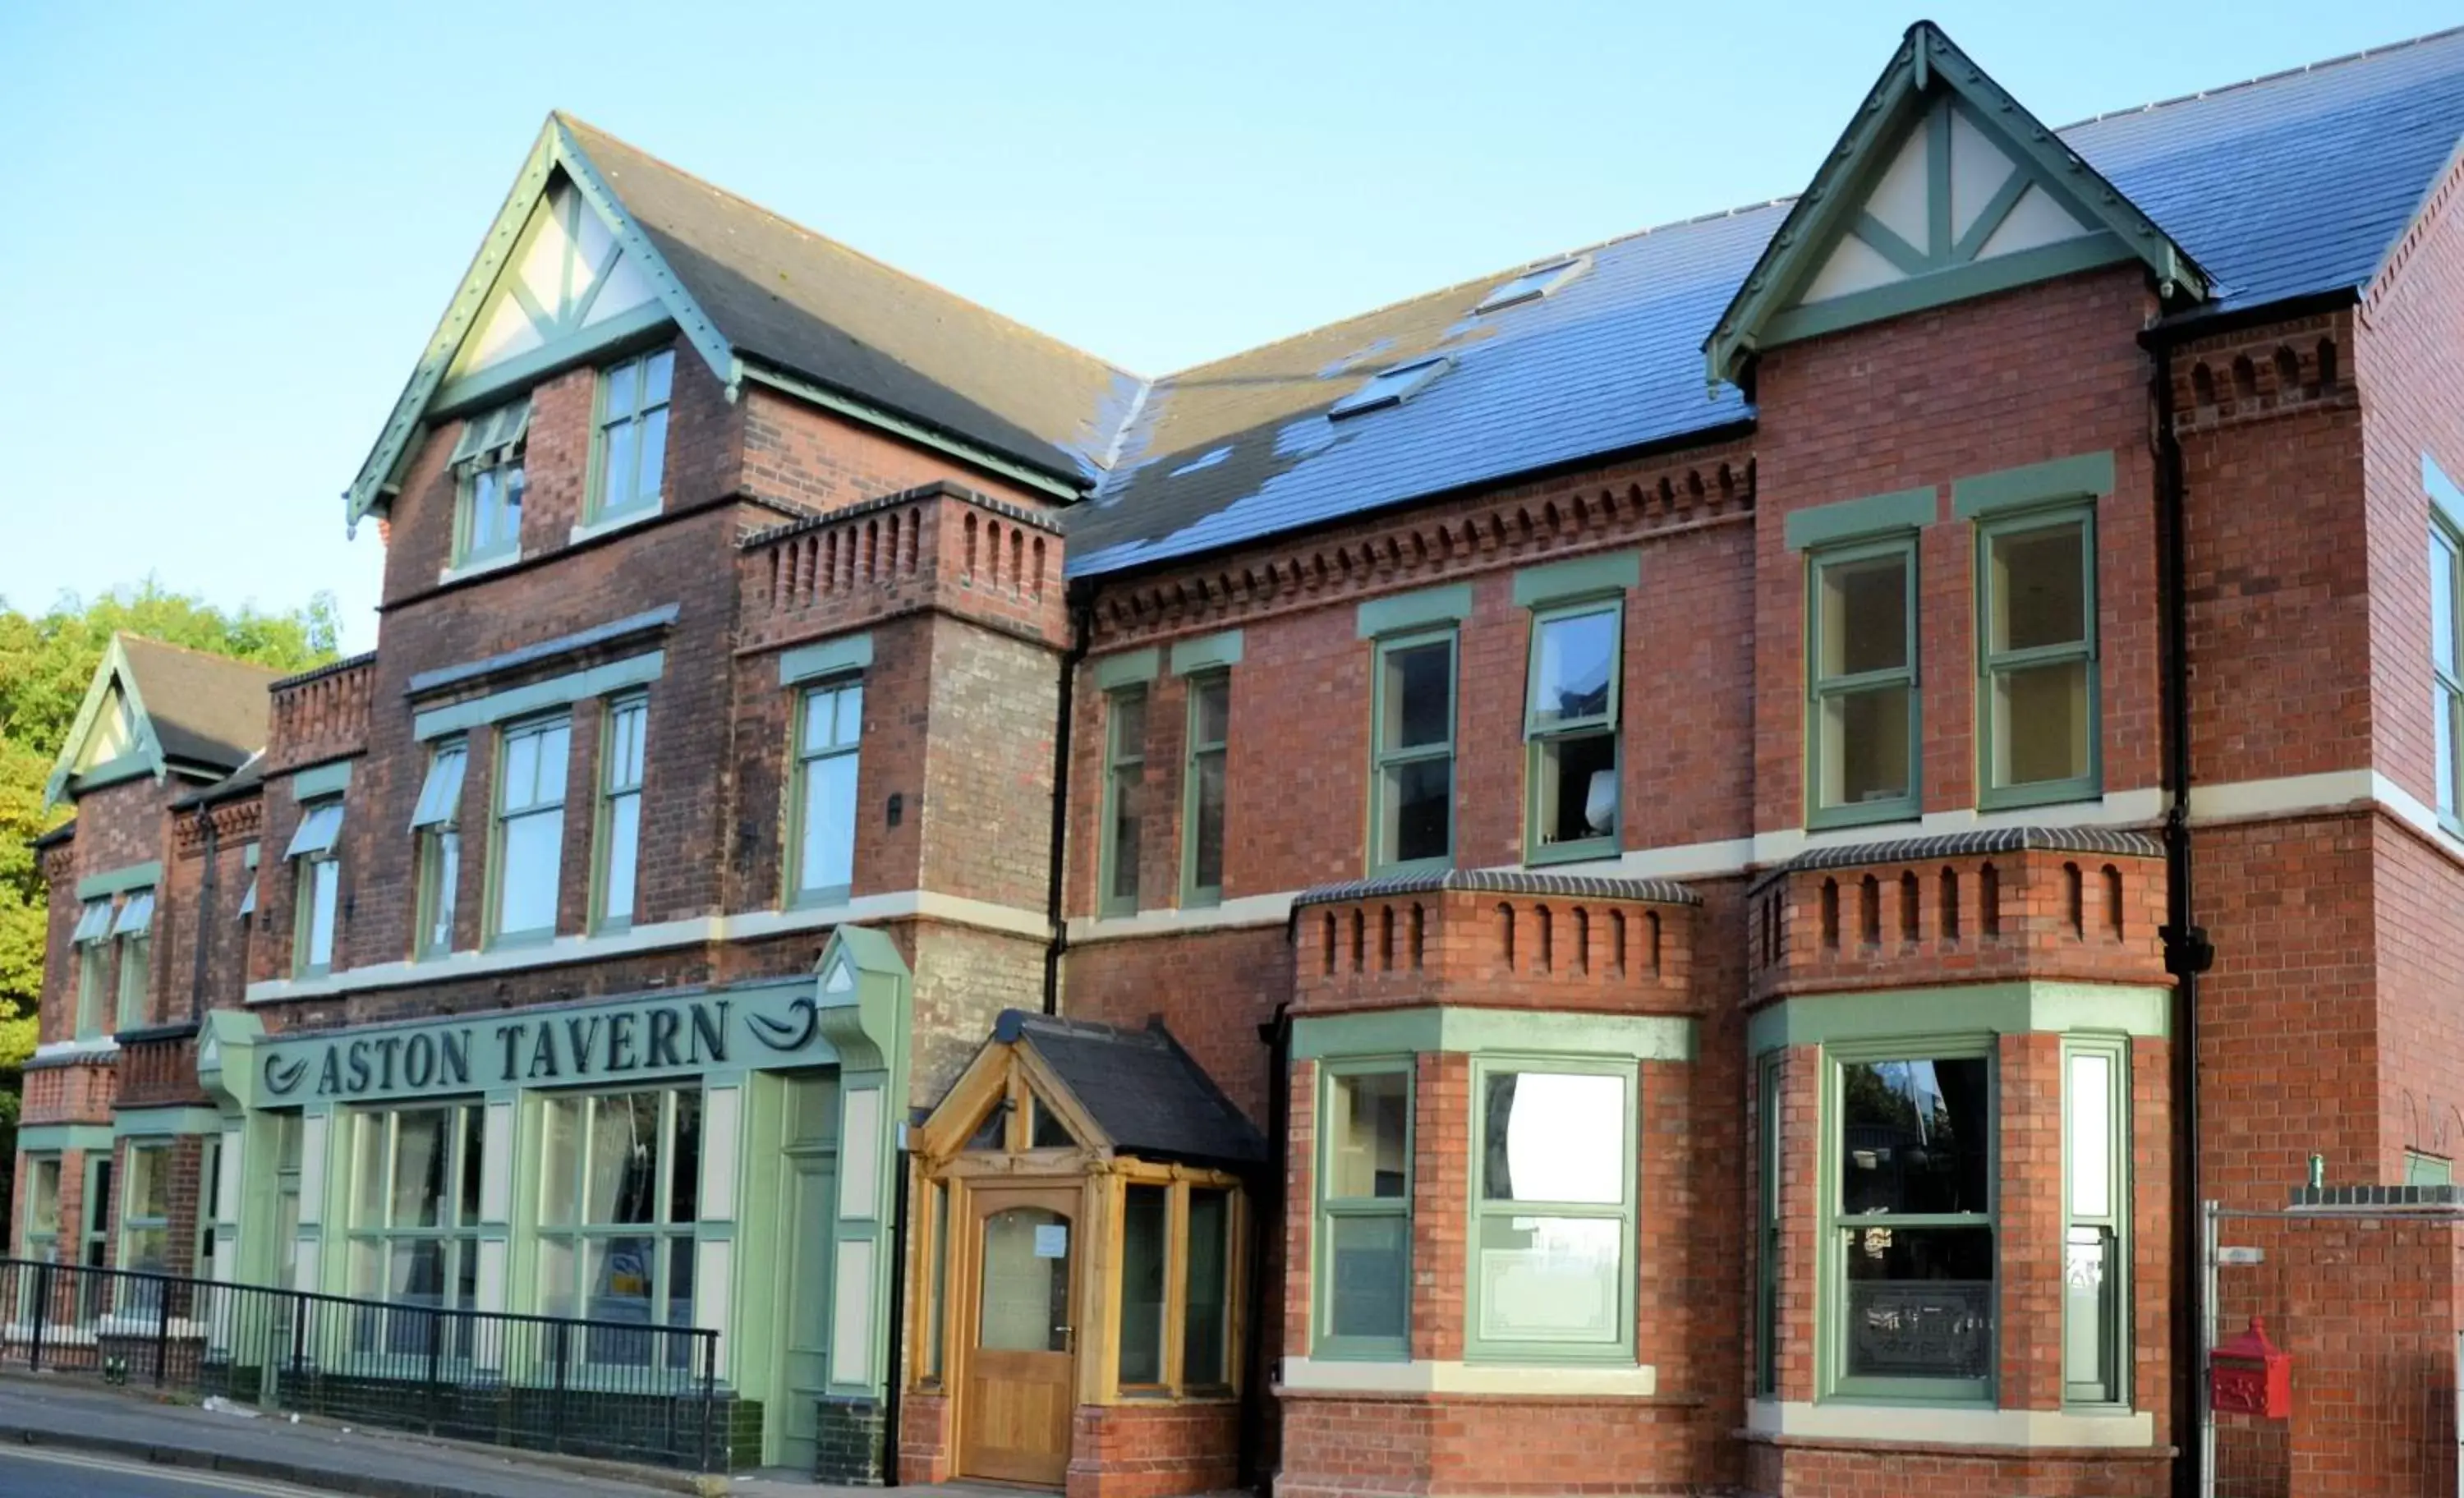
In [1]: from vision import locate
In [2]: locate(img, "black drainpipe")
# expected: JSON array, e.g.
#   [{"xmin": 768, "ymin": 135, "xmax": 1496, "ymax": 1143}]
[
  {"xmin": 1242, "ymin": 995, "xmax": 1294, "ymax": 1493},
  {"xmin": 880, "ymin": 1131, "xmax": 912, "ymax": 1487},
  {"xmin": 189, "ymin": 803, "xmax": 220, "ymax": 1022},
  {"xmin": 1041, "ymin": 581, "xmax": 1095, "ymax": 1015},
  {"xmin": 2151, "ymin": 331, "xmax": 2215, "ymax": 1498}
]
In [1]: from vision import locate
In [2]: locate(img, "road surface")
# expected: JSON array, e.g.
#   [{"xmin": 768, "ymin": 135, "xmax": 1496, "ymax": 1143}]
[{"xmin": 0, "ymin": 1446, "xmax": 339, "ymax": 1496}]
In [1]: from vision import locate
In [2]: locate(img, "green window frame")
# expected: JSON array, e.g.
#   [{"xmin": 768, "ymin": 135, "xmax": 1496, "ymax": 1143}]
[
  {"xmin": 271, "ymin": 1113, "xmax": 305, "ymax": 1291},
  {"xmin": 1807, "ymin": 536, "xmax": 1920, "ymax": 829},
  {"xmin": 2431, "ymin": 515, "xmax": 2463, "ymax": 825},
  {"xmin": 19, "ymin": 1154, "xmax": 62, "ymax": 1263},
  {"xmin": 1181, "ymin": 673, "xmax": 1230, "ymax": 907},
  {"xmin": 118, "ymin": 1141, "xmax": 173, "ymax": 1294},
  {"xmin": 536, "ymin": 1086, "xmax": 703, "ymax": 1370},
  {"xmin": 1314, "ymin": 1058, "xmax": 1414, "ymax": 1361},
  {"xmin": 1977, "ymin": 508, "xmax": 2100, "ymax": 809},
  {"xmin": 347, "ymin": 1103, "xmax": 485, "ymax": 1358},
  {"xmin": 594, "ymin": 695, "xmax": 648, "ymax": 932},
  {"xmin": 1755, "ymin": 1052, "xmax": 1782, "ymax": 1397},
  {"xmin": 1465, "ymin": 1057, "xmax": 1637, "ymax": 1363},
  {"xmin": 411, "ymin": 740, "xmax": 467, "ymax": 961},
  {"xmin": 2062, "ymin": 1036, "xmax": 2129, "ymax": 1408},
  {"xmin": 2406, "ymin": 1150, "xmax": 2455, "ymax": 1186},
  {"xmin": 71, "ymin": 897, "xmax": 113, "ymax": 1039},
  {"xmin": 287, "ymin": 799, "xmax": 345, "ymax": 979},
  {"xmin": 1368, "ymin": 629, "xmax": 1457, "ymax": 875},
  {"xmin": 1524, "ymin": 599, "xmax": 1623, "ymax": 865},
  {"xmin": 448, "ymin": 397, "xmax": 531, "ymax": 567},
  {"xmin": 590, "ymin": 349, "xmax": 675, "ymax": 523},
  {"xmin": 1819, "ymin": 1036, "xmax": 1997, "ymax": 1404},
  {"xmin": 111, "ymin": 889, "xmax": 154, "ymax": 1032},
  {"xmin": 489, "ymin": 715, "xmax": 571, "ymax": 947},
  {"xmin": 1101, "ymin": 687, "xmax": 1148, "ymax": 916},
  {"xmin": 789, "ymin": 678, "xmax": 862, "ymax": 907}
]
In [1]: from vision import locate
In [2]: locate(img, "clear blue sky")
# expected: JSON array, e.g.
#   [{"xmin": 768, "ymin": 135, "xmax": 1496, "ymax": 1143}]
[{"xmin": 2, "ymin": 1, "xmax": 2452, "ymax": 652}]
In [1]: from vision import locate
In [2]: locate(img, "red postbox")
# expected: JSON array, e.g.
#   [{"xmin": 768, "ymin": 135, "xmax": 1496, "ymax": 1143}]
[{"xmin": 2209, "ymin": 1316, "xmax": 2292, "ymax": 1418}]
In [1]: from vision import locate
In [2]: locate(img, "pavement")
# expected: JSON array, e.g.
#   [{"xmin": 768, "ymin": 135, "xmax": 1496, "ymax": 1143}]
[{"xmin": 0, "ymin": 1375, "xmax": 843, "ymax": 1498}]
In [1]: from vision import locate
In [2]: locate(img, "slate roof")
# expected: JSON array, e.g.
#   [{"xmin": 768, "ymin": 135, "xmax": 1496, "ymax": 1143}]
[
  {"xmin": 994, "ymin": 1009, "xmax": 1267, "ymax": 1167},
  {"xmin": 559, "ymin": 118, "xmax": 1141, "ymax": 485},
  {"xmin": 118, "ymin": 636, "xmax": 283, "ymax": 775},
  {"xmin": 531, "ymin": 28, "xmax": 2464, "ymax": 577},
  {"xmin": 1065, "ymin": 25, "xmax": 2464, "ymax": 577}
]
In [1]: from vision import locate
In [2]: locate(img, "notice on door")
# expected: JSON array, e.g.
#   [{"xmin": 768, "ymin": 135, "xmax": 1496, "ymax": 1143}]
[{"xmin": 1033, "ymin": 1224, "xmax": 1068, "ymax": 1259}]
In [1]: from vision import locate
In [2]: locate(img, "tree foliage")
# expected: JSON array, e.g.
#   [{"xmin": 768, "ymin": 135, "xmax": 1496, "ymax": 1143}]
[{"xmin": 0, "ymin": 581, "xmax": 342, "ymax": 1073}]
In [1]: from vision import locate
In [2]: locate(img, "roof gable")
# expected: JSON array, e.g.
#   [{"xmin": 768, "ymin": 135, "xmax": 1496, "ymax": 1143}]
[
  {"xmin": 1705, "ymin": 21, "xmax": 2211, "ymax": 386},
  {"xmin": 918, "ymin": 1010, "xmax": 1265, "ymax": 1168},
  {"xmin": 344, "ymin": 117, "xmax": 731, "ymax": 526}
]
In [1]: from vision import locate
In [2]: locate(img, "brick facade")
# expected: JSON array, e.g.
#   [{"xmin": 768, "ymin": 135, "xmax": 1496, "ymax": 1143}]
[{"xmin": 20, "ymin": 39, "xmax": 2464, "ymax": 1498}]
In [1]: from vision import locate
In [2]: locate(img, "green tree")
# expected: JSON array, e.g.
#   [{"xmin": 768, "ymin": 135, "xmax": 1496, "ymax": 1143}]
[{"xmin": 0, "ymin": 580, "xmax": 341, "ymax": 1076}]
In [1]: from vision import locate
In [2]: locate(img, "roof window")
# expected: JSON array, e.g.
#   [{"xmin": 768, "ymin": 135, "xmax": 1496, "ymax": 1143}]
[
  {"xmin": 1329, "ymin": 356, "xmax": 1454, "ymax": 420},
  {"xmin": 1474, "ymin": 256, "xmax": 1589, "ymax": 314}
]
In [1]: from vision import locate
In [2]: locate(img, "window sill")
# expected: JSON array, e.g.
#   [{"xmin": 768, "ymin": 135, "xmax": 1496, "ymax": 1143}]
[
  {"xmin": 438, "ymin": 549, "xmax": 522, "ymax": 586},
  {"xmin": 1280, "ymin": 1356, "xmax": 1656, "ymax": 1398},
  {"xmin": 1746, "ymin": 1399, "xmax": 2154, "ymax": 1450},
  {"xmin": 1368, "ymin": 856, "xmax": 1452, "ymax": 880},
  {"xmin": 1977, "ymin": 779, "xmax": 2103, "ymax": 814},
  {"xmin": 1527, "ymin": 836, "xmax": 1618, "ymax": 867},
  {"xmin": 1806, "ymin": 799, "xmax": 1920, "ymax": 833},
  {"xmin": 568, "ymin": 506, "xmax": 663, "ymax": 547}
]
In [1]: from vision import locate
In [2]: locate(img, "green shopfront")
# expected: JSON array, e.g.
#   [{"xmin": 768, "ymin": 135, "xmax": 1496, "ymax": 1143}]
[{"xmin": 191, "ymin": 928, "xmax": 913, "ymax": 1475}]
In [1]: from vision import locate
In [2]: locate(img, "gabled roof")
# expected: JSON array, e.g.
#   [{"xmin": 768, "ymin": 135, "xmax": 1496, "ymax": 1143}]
[
  {"xmin": 1703, "ymin": 21, "xmax": 2212, "ymax": 388},
  {"xmin": 994, "ymin": 1009, "xmax": 1266, "ymax": 1166},
  {"xmin": 43, "ymin": 636, "xmax": 282, "ymax": 810},
  {"xmin": 344, "ymin": 115, "xmax": 1136, "ymax": 525},
  {"xmin": 559, "ymin": 120, "xmax": 1143, "ymax": 487}
]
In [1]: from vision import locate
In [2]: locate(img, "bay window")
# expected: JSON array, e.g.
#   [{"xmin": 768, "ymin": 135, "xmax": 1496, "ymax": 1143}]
[
  {"xmin": 117, "ymin": 1142, "xmax": 172, "ymax": 1314},
  {"xmin": 411, "ymin": 741, "xmax": 467, "ymax": 959},
  {"xmin": 1369, "ymin": 632, "xmax": 1456, "ymax": 874},
  {"xmin": 2062, "ymin": 1039, "xmax": 2128, "ymax": 1406},
  {"xmin": 1979, "ymin": 510, "xmax": 2098, "ymax": 806},
  {"xmin": 1315, "ymin": 1063, "xmax": 1412, "ymax": 1358},
  {"xmin": 492, "ymin": 716, "xmax": 570, "ymax": 944},
  {"xmin": 595, "ymin": 696, "xmax": 647, "ymax": 931},
  {"xmin": 1827, "ymin": 1047, "xmax": 1994, "ymax": 1400},
  {"xmin": 1469, "ymin": 1063, "xmax": 1634, "ymax": 1359},
  {"xmin": 538, "ymin": 1087, "xmax": 701, "ymax": 1367},
  {"xmin": 792, "ymin": 680, "xmax": 861, "ymax": 905},
  {"xmin": 1524, "ymin": 602, "xmax": 1621, "ymax": 862},
  {"xmin": 20, "ymin": 1156, "xmax": 61, "ymax": 1262},
  {"xmin": 1809, "ymin": 540, "xmax": 1918, "ymax": 825},
  {"xmin": 347, "ymin": 1105, "xmax": 484, "ymax": 1356}
]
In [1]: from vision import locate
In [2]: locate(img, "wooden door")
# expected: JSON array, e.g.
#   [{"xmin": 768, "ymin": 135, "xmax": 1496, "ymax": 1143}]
[{"xmin": 958, "ymin": 1185, "xmax": 1079, "ymax": 1486}]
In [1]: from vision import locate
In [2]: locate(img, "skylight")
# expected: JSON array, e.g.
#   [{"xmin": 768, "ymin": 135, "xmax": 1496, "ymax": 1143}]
[
  {"xmin": 1475, "ymin": 255, "xmax": 1589, "ymax": 314},
  {"xmin": 1328, "ymin": 356, "xmax": 1454, "ymax": 420}
]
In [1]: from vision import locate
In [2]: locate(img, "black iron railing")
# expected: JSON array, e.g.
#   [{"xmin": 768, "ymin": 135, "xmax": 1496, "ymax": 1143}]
[{"xmin": 0, "ymin": 1257, "xmax": 726, "ymax": 1471}]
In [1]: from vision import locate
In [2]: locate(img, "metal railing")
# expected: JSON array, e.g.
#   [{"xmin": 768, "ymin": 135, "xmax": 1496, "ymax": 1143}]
[{"xmin": 0, "ymin": 1257, "xmax": 726, "ymax": 1471}]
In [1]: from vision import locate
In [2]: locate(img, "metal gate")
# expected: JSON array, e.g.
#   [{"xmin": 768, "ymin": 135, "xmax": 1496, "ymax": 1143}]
[{"xmin": 2201, "ymin": 1199, "xmax": 2464, "ymax": 1498}]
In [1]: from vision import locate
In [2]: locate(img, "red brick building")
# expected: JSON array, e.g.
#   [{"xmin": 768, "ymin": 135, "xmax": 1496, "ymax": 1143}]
[{"xmin": 17, "ymin": 19, "xmax": 2464, "ymax": 1496}]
